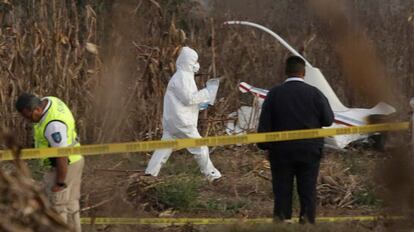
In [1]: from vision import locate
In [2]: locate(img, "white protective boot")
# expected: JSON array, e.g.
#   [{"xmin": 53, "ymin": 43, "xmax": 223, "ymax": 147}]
[{"xmin": 188, "ymin": 145, "xmax": 222, "ymax": 182}]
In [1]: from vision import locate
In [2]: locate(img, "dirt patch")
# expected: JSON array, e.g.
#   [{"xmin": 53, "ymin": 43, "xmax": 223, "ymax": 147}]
[{"xmin": 80, "ymin": 146, "xmax": 380, "ymax": 221}]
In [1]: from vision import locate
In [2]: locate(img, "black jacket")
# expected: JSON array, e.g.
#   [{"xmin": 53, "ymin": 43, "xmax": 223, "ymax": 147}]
[{"xmin": 258, "ymin": 79, "xmax": 334, "ymax": 153}]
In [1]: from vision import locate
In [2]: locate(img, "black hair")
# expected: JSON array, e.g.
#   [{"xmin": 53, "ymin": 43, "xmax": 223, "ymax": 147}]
[
  {"xmin": 15, "ymin": 93, "xmax": 42, "ymax": 113},
  {"xmin": 285, "ymin": 56, "xmax": 306, "ymax": 76}
]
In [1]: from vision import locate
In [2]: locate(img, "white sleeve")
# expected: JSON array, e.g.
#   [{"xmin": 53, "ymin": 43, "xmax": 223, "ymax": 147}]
[
  {"xmin": 44, "ymin": 121, "xmax": 68, "ymax": 147},
  {"xmin": 172, "ymin": 74, "xmax": 210, "ymax": 106}
]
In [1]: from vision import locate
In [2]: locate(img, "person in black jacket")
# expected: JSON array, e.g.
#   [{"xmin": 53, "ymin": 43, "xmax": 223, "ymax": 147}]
[{"xmin": 258, "ymin": 56, "xmax": 334, "ymax": 224}]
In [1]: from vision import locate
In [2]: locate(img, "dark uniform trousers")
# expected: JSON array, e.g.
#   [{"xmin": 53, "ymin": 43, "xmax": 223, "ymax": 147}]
[{"xmin": 269, "ymin": 149, "xmax": 321, "ymax": 224}]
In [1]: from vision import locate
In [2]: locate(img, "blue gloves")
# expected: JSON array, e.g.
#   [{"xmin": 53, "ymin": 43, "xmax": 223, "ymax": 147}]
[{"xmin": 199, "ymin": 102, "xmax": 209, "ymax": 110}]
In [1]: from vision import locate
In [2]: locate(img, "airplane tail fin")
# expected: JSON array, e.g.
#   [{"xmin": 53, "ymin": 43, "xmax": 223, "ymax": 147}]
[
  {"xmin": 368, "ymin": 102, "xmax": 396, "ymax": 115},
  {"xmin": 305, "ymin": 66, "xmax": 348, "ymax": 112}
]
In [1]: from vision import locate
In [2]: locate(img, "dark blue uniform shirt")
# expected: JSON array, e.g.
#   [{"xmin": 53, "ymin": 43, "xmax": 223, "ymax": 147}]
[{"xmin": 258, "ymin": 78, "xmax": 334, "ymax": 155}]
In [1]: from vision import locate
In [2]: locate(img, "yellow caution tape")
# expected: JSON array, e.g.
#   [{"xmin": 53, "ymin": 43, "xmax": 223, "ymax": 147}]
[
  {"xmin": 80, "ymin": 216, "xmax": 403, "ymax": 225},
  {"xmin": 0, "ymin": 122, "xmax": 409, "ymax": 161}
]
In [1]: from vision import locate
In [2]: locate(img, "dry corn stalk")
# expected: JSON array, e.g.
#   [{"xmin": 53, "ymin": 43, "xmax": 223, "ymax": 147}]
[
  {"xmin": 318, "ymin": 155, "xmax": 363, "ymax": 208},
  {"xmin": 0, "ymin": 129, "xmax": 72, "ymax": 231}
]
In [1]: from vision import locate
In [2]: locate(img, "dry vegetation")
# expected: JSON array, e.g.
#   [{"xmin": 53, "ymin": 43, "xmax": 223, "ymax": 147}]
[
  {"xmin": 1, "ymin": 0, "xmax": 414, "ymax": 231},
  {"xmin": 0, "ymin": 167, "xmax": 72, "ymax": 231},
  {"xmin": 1, "ymin": 0, "xmax": 413, "ymax": 144},
  {"xmin": 0, "ymin": 130, "xmax": 72, "ymax": 231}
]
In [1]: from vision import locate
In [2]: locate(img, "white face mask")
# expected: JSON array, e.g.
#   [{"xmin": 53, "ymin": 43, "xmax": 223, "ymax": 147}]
[{"xmin": 192, "ymin": 62, "xmax": 200, "ymax": 73}]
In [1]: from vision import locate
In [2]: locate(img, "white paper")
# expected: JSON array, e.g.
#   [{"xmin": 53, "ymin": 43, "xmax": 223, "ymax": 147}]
[{"xmin": 206, "ymin": 78, "xmax": 220, "ymax": 105}]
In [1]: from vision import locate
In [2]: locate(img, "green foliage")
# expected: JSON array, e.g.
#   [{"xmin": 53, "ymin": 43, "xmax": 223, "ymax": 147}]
[
  {"xmin": 202, "ymin": 199, "xmax": 248, "ymax": 213},
  {"xmin": 341, "ymin": 152, "xmax": 382, "ymax": 207},
  {"xmin": 203, "ymin": 199, "xmax": 221, "ymax": 211},
  {"xmin": 163, "ymin": 154, "xmax": 201, "ymax": 176},
  {"xmin": 154, "ymin": 175, "xmax": 202, "ymax": 211},
  {"xmin": 354, "ymin": 188, "xmax": 382, "ymax": 207},
  {"xmin": 223, "ymin": 200, "xmax": 248, "ymax": 213}
]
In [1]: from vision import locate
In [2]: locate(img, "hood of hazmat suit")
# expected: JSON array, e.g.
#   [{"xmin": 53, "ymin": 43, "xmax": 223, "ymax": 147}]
[{"xmin": 162, "ymin": 47, "xmax": 210, "ymax": 137}]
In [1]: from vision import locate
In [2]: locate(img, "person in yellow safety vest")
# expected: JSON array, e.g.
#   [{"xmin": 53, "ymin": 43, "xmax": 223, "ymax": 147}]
[{"xmin": 15, "ymin": 93, "xmax": 84, "ymax": 232}]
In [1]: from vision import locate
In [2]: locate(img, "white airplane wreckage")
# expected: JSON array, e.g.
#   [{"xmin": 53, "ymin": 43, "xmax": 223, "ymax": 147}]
[{"xmin": 222, "ymin": 21, "xmax": 396, "ymax": 150}]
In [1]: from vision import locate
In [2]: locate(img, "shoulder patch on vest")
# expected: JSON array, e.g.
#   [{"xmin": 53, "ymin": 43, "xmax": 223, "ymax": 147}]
[{"xmin": 51, "ymin": 132, "xmax": 62, "ymax": 143}]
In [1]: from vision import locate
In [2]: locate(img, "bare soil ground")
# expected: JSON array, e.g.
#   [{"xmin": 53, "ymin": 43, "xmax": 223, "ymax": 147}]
[{"xmin": 80, "ymin": 145, "xmax": 383, "ymax": 231}]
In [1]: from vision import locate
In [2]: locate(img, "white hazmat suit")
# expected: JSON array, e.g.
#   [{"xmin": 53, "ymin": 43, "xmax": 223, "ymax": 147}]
[{"xmin": 145, "ymin": 47, "xmax": 222, "ymax": 181}]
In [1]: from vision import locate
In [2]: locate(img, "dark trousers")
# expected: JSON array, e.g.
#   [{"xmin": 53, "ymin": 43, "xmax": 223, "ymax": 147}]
[{"xmin": 269, "ymin": 149, "xmax": 321, "ymax": 223}]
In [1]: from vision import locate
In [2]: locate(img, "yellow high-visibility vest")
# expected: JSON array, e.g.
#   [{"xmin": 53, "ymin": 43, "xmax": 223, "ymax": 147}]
[{"xmin": 33, "ymin": 96, "xmax": 83, "ymax": 167}]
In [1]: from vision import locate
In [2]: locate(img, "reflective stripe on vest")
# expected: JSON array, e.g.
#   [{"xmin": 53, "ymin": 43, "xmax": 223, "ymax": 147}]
[{"xmin": 33, "ymin": 97, "xmax": 83, "ymax": 166}]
